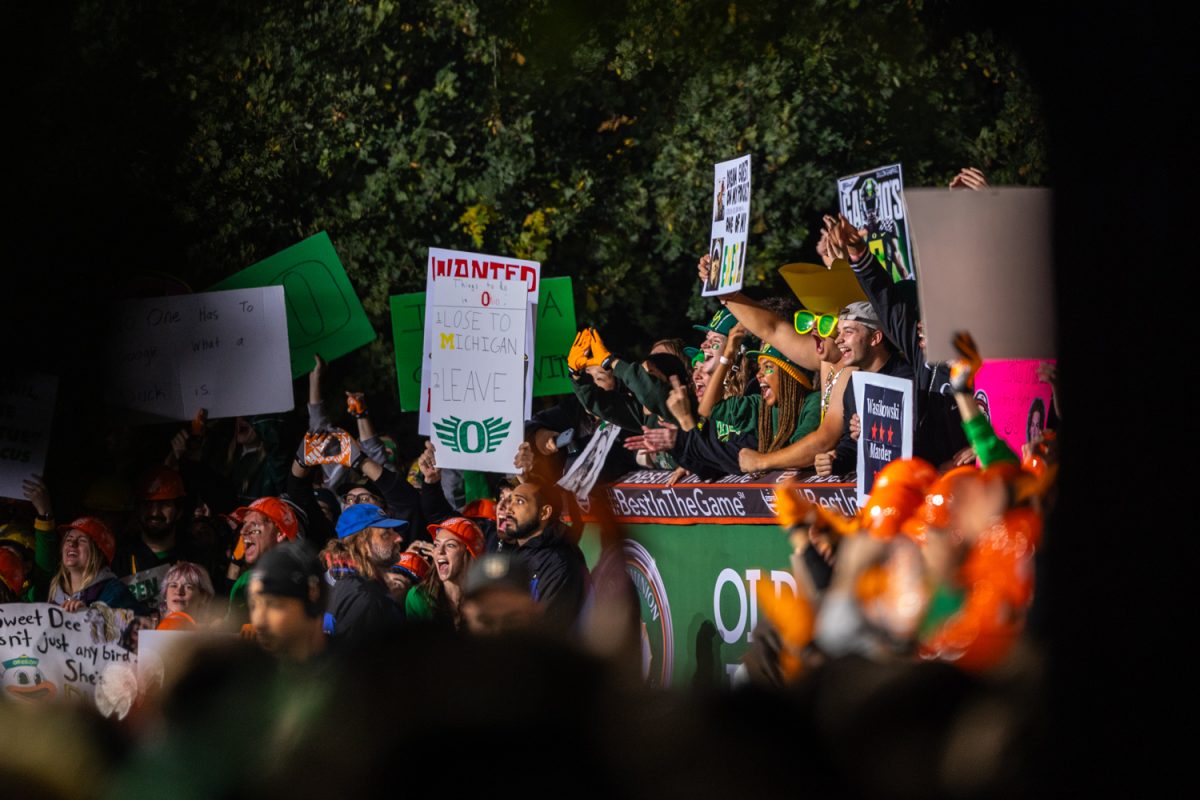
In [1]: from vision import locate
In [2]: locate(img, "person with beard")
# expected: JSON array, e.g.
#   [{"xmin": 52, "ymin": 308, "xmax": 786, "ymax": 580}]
[
  {"xmin": 113, "ymin": 467, "xmax": 210, "ymax": 589},
  {"xmin": 320, "ymin": 504, "xmax": 407, "ymax": 646},
  {"xmin": 494, "ymin": 482, "xmax": 588, "ymax": 633},
  {"xmin": 226, "ymin": 496, "xmax": 301, "ymax": 624}
]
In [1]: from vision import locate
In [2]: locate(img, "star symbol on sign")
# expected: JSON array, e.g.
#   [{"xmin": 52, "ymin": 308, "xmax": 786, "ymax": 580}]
[
  {"xmin": 887, "ymin": 425, "xmax": 894, "ymax": 444},
  {"xmin": 871, "ymin": 422, "xmax": 879, "ymax": 440}
]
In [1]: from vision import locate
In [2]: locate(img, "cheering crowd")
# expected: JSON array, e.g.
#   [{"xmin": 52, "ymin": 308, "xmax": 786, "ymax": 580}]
[{"xmin": 1, "ymin": 168, "xmax": 1062, "ymax": 796}]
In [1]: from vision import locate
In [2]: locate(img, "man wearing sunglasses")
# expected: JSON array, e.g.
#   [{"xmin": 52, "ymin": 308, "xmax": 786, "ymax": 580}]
[{"xmin": 695, "ymin": 254, "xmax": 855, "ymax": 472}]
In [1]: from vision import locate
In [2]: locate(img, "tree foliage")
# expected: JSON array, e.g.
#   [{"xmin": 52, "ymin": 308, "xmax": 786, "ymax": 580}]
[{"xmin": 70, "ymin": 0, "xmax": 1046, "ymax": 407}]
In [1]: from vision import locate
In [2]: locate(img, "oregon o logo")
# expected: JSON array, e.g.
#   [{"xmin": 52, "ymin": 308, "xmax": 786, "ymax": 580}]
[
  {"xmin": 433, "ymin": 416, "xmax": 512, "ymax": 454},
  {"xmin": 623, "ymin": 540, "xmax": 674, "ymax": 688},
  {"xmin": 457, "ymin": 420, "xmax": 485, "ymax": 452}
]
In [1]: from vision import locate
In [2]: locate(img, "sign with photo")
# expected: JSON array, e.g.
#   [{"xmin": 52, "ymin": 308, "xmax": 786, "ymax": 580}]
[{"xmin": 702, "ymin": 154, "xmax": 751, "ymax": 297}]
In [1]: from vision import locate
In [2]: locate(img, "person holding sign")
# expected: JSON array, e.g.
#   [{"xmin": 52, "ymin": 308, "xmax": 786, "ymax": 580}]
[
  {"xmin": 696, "ymin": 250, "xmax": 855, "ymax": 472},
  {"xmin": 48, "ymin": 517, "xmax": 137, "ymax": 612},
  {"xmin": 815, "ymin": 302, "xmax": 912, "ymax": 478},
  {"xmin": 827, "ymin": 214, "xmax": 970, "ymax": 471}
]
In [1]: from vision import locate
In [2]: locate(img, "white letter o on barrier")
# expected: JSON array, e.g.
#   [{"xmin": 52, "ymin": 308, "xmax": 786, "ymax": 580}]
[{"xmin": 714, "ymin": 568, "xmax": 747, "ymax": 644}]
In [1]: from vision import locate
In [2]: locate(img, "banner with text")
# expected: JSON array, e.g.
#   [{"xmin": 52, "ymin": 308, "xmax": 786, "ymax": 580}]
[
  {"xmin": 394, "ymin": 276, "xmax": 571, "ymax": 412},
  {"xmin": 423, "ymin": 248, "xmax": 534, "ymax": 472},
  {"xmin": 418, "ymin": 249, "xmax": 540, "ymax": 435},
  {"xmin": 107, "ymin": 287, "xmax": 293, "ymax": 421},
  {"xmin": 0, "ymin": 603, "xmax": 135, "ymax": 704},
  {"xmin": 583, "ymin": 470, "xmax": 859, "ymax": 525},
  {"xmin": 702, "ymin": 154, "xmax": 752, "ymax": 296},
  {"xmin": 838, "ymin": 163, "xmax": 915, "ymax": 283},
  {"xmin": 854, "ymin": 372, "xmax": 914, "ymax": 503},
  {"xmin": 210, "ymin": 232, "xmax": 376, "ymax": 378},
  {"xmin": 0, "ymin": 374, "xmax": 57, "ymax": 501}
]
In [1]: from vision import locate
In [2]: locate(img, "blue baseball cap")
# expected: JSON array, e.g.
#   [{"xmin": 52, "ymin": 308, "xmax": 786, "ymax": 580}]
[{"xmin": 335, "ymin": 504, "xmax": 408, "ymax": 539}]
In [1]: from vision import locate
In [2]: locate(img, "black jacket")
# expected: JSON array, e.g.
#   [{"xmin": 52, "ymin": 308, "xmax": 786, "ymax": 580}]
[
  {"xmin": 496, "ymin": 521, "xmax": 589, "ymax": 632},
  {"xmin": 326, "ymin": 573, "xmax": 404, "ymax": 647},
  {"xmin": 849, "ymin": 251, "xmax": 968, "ymax": 469}
]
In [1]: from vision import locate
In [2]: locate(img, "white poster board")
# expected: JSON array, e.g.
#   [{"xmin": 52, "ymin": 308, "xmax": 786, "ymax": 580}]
[
  {"xmin": 423, "ymin": 248, "xmax": 534, "ymax": 473},
  {"xmin": 853, "ymin": 372, "xmax": 914, "ymax": 504},
  {"xmin": 0, "ymin": 603, "xmax": 135, "ymax": 704},
  {"xmin": 419, "ymin": 249, "xmax": 540, "ymax": 436},
  {"xmin": 0, "ymin": 374, "xmax": 57, "ymax": 500},
  {"xmin": 906, "ymin": 187, "xmax": 1056, "ymax": 363},
  {"xmin": 107, "ymin": 286, "xmax": 294, "ymax": 420},
  {"xmin": 702, "ymin": 154, "xmax": 751, "ymax": 296}
]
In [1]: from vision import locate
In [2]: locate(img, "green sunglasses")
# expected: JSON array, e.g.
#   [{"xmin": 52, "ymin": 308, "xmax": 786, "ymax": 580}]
[{"xmin": 794, "ymin": 310, "xmax": 838, "ymax": 338}]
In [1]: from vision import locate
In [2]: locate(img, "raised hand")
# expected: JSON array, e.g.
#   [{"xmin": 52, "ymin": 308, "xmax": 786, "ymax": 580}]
[
  {"xmin": 345, "ymin": 391, "xmax": 368, "ymax": 418},
  {"xmin": 417, "ymin": 440, "xmax": 441, "ymax": 483},
  {"xmin": 949, "ymin": 331, "xmax": 983, "ymax": 393},
  {"xmin": 586, "ymin": 328, "xmax": 613, "ymax": 367},
  {"xmin": 949, "ymin": 167, "xmax": 989, "ymax": 190},
  {"xmin": 22, "ymin": 474, "xmax": 52, "ymax": 517},
  {"xmin": 568, "ymin": 329, "xmax": 594, "ymax": 372}
]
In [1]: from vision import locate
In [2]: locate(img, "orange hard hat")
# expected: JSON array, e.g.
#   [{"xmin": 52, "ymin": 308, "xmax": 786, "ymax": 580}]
[
  {"xmin": 156, "ymin": 611, "xmax": 198, "ymax": 631},
  {"xmin": 232, "ymin": 497, "xmax": 300, "ymax": 541},
  {"xmin": 461, "ymin": 498, "xmax": 497, "ymax": 521},
  {"xmin": 136, "ymin": 466, "xmax": 186, "ymax": 502},
  {"xmin": 391, "ymin": 552, "xmax": 432, "ymax": 582},
  {"xmin": 0, "ymin": 547, "xmax": 26, "ymax": 594},
  {"xmin": 58, "ymin": 516, "xmax": 117, "ymax": 564},
  {"xmin": 427, "ymin": 516, "xmax": 485, "ymax": 558},
  {"xmin": 871, "ymin": 458, "xmax": 938, "ymax": 495}
]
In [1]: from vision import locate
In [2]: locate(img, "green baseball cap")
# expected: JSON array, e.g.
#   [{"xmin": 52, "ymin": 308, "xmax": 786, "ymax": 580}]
[{"xmin": 692, "ymin": 307, "xmax": 739, "ymax": 337}]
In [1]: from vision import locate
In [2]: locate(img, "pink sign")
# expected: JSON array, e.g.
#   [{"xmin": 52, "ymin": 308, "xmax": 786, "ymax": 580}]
[{"xmin": 973, "ymin": 359, "xmax": 1055, "ymax": 457}]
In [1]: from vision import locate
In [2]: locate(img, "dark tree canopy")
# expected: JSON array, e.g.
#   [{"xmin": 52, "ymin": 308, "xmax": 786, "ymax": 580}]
[{"xmin": 44, "ymin": 0, "xmax": 1046, "ymax": 411}]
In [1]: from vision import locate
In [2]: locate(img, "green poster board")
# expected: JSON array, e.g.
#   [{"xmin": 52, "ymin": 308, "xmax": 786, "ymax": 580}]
[
  {"xmin": 209, "ymin": 232, "xmax": 376, "ymax": 378},
  {"xmin": 579, "ymin": 522, "xmax": 793, "ymax": 689},
  {"xmin": 389, "ymin": 291, "xmax": 426, "ymax": 413},
  {"xmin": 389, "ymin": 276, "xmax": 575, "ymax": 412},
  {"xmin": 532, "ymin": 276, "xmax": 576, "ymax": 397}
]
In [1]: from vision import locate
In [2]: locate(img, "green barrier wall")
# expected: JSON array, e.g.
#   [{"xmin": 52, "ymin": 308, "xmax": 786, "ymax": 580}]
[{"xmin": 579, "ymin": 522, "xmax": 793, "ymax": 688}]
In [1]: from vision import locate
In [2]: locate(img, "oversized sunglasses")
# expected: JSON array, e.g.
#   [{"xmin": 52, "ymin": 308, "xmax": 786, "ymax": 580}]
[{"xmin": 793, "ymin": 310, "xmax": 838, "ymax": 338}]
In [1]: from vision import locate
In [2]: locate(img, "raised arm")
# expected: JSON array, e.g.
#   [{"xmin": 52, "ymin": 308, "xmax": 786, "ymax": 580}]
[
  {"xmin": 697, "ymin": 324, "xmax": 747, "ymax": 418},
  {"xmin": 697, "ymin": 253, "xmax": 819, "ymax": 370}
]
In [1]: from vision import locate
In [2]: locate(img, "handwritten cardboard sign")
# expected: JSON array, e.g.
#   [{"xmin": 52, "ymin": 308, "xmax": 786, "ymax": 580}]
[
  {"xmin": 209, "ymin": 232, "xmax": 377, "ymax": 378},
  {"xmin": 421, "ymin": 248, "xmax": 533, "ymax": 472},
  {"xmin": 0, "ymin": 374, "xmax": 57, "ymax": 501},
  {"xmin": 418, "ymin": 248, "xmax": 540, "ymax": 439},
  {"xmin": 107, "ymin": 286, "xmax": 293, "ymax": 421},
  {"xmin": 393, "ymin": 276, "xmax": 574, "ymax": 411},
  {"xmin": 0, "ymin": 603, "xmax": 136, "ymax": 704},
  {"xmin": 702, "ymin": 154, "xmax": 752, "ymax": 297}
]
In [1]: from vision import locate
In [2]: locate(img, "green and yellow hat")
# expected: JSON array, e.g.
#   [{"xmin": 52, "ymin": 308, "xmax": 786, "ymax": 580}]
[
  {"xmin": 693, "ymin": 307, "xmax": 739, "ymax": 337},
  {"xmin": 746, "ymin": 344, "xmax": 814, "ymax": 391}
]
